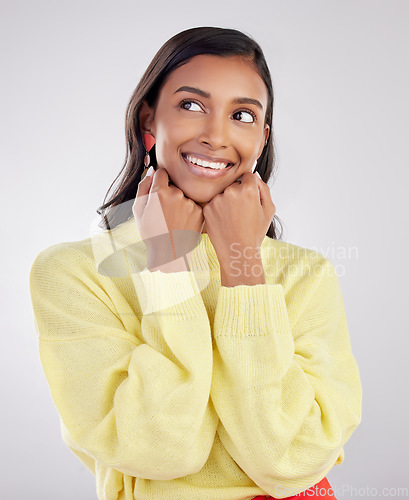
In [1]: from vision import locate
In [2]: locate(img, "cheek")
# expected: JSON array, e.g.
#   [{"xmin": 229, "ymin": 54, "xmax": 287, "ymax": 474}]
[
  {"xmin": 157, "ymin": 122, "xmax": 195, "ymax": 156},
  {"xmin": 235, "ymin": 134, "xmax": 260, "ymax": 160},
  {"xmin": 154, "ymin": 125, "xmax": 186, "ymax": 168}
]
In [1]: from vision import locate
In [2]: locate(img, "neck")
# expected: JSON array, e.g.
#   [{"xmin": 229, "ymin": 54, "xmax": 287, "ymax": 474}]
[{"xmin": 198, "ymin": 201, "xmax": 207, "ymax": 234}]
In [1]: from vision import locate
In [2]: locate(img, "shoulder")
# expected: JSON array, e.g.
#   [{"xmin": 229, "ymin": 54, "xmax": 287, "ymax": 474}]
[
  {"xmin": 30, "ymin": 218, "xmax": 138, "ymax": 266},
  {"xmin": 29, "ymin": 237, "xmax": 94, "ymax": 286},
  {"xmin": 30, "ymin": 217, "xmax": 141, "ymax": 282}
]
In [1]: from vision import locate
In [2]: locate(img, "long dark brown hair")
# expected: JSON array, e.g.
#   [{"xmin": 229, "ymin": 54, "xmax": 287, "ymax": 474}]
[{"xmin": 97, "ymin": 26, "xmax": 283, "ymax": 239}]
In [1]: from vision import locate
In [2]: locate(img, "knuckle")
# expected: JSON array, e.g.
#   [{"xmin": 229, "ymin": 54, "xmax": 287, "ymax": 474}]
[{"xmin": 174, "ymin": 188, "xmax": 185, "ymax": 199}]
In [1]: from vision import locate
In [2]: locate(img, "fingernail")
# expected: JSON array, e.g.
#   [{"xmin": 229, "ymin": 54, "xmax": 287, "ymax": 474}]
[
  {"xmin": 255, "ymin": 171, "xmax": 262, "ymax": 179},
  {"xmin": 146, "ymin": 166, "xmax": 154, "ymax": 177}
]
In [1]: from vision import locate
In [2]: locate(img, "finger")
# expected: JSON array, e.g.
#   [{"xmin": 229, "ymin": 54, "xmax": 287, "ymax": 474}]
[
  {"xmin": 134, "ymin": 168, "xmax": 155, "ymax": 218},
  {"xmin": 239, "ymin": 171, "xmax": 261, "ymax": 192},
  {"xmin": 253, "ymin": 172, "xmax": 274, "ymax": 210},
  {"xmin": 255, "ymin": 173, "xmax": 276, "ymax": 216},
  {"xmin": 254, "ymin": 172, "xmax": 264, "ymax": 204},
  {"xmin": 150, "ymin": 166, "xmax": 170, "ymax": 192}
]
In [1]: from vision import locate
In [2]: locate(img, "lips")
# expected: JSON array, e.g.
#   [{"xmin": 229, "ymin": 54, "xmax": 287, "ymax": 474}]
[
  {"xmin": 182, "ymin": 152, "xmax": 234, "ymax": 178},
  {"xmin": 182, "ymin": 152, "xmax": 234, "ymax": 169}
]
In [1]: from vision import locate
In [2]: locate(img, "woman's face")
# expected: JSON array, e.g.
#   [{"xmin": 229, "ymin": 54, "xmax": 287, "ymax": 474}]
[{"xmin": 141, "ymin": 54, "xmax": 270, "ymax": 206}]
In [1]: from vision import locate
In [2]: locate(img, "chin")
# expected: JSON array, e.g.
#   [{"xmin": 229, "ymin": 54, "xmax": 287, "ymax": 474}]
[
  {"xmin": 176, "ymin": 184, "xmax": 219, "ymax": 205},
  {"xmin": 192, "ymin": 193, "xmax": 218, "ymax": 206}
]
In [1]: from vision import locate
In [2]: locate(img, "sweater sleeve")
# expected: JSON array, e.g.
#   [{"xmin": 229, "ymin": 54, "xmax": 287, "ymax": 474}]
[
  {"xmin": 29, "ymin": 244, "xmax": 217, "ymax": 480},
  {"xmin": 210, "ymin": 256, "xmax": 362, "ymax": 498}
]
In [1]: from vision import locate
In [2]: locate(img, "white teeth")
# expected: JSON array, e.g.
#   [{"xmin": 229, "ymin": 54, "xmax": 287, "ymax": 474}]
[{"xmin": 185, "ymin": 154, "xmax": 229, "ymax": 170}]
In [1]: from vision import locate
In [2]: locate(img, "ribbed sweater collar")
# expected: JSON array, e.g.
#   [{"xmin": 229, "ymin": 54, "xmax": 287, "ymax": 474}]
[
  {"xmin": 108, "ymin": 216, "xmax": 271, "ymax": 273},
  {"xmin": 109, "ymin": 216, "xmax": 221, "ymax": 271}
]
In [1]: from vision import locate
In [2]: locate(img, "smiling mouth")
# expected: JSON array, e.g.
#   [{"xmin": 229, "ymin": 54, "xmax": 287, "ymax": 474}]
[{"xmin": 182, "ymin": 153, "xmax": 233, "ymax": 170}]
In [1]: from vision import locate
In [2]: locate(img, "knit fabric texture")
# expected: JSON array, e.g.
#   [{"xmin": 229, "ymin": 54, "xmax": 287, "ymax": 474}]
[{"xmin": 29, "ymin": 216, "xmax": 362, "ymax": 500}]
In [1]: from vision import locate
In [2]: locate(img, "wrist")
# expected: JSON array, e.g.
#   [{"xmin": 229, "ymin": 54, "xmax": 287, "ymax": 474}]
[
  {"xmin": 148, "ymin": 255, "xmax": 191, "ymax": 273},
  {"xmin": 220, "ymin": 256, "xmax": 265, "ymax": 287}
]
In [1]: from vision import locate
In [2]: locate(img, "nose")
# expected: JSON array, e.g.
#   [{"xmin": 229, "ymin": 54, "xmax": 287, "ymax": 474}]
[{"xmin": 198, "ymin": 113, "xmax": 230, "ymax": 150}]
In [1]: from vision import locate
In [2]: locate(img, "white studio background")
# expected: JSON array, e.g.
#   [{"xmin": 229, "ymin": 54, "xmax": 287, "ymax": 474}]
[{"xmin": 1, "ymin": 0, "xmax": 408, "ymax": 498}]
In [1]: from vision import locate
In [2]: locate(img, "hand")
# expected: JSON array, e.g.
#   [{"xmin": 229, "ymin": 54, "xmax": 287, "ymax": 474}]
[
  {"xmin": 202, "ymin": 172, "xmax": 275, "ymax": 269},
  {"xmin": 133, "ymin": 168, "xmax": 204, "ymax": 271}
]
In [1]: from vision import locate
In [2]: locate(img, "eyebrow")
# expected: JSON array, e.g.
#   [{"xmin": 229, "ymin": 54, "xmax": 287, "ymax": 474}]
[{"xmin": 174, "ymin": 86, "xmax": 264, "ymax": 111}]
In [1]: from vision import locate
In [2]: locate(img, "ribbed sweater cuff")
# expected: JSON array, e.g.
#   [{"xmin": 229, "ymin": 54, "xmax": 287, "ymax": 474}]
[
  {"xmin": 138, "ymin": 268, "xmax": 204, "ymax": 318},
  {"xmin": 214, "ymin": 283, "xmax": 292, "ymax": 338}
]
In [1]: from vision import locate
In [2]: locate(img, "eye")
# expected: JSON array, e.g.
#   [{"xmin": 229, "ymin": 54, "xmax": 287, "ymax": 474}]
[
  {"xmin": 180, "ymin": 100, "xmax": 202, "ymax": 112},
  {"xmin": 232, "ymin": 110, "xmax": 256, "ymax": 123}
]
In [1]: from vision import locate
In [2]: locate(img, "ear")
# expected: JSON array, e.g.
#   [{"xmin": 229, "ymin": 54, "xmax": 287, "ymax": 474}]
[
  {"xmin": 257, "ymin": 124, "xmax": 270, "ymax": 158},
  {"xmin": 139, "ymin": 100, "xmax": 155, "ymax": 136}
]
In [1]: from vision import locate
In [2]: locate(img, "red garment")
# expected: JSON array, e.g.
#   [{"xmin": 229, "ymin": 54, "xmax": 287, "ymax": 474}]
[{"xmin": 252, "ymin": 476, "xmax": 336, "ymax": 499}]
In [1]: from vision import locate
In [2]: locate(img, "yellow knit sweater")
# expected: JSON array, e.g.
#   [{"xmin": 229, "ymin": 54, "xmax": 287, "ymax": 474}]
[{"xmin": 29, "ymin": 216, "xmax": 362, "ymax": 500}]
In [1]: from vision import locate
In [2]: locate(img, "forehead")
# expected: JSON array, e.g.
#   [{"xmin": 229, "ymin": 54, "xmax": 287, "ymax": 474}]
[{"xmin": 161, "ymin": 54, "xmax": 268, "ymax": 106}]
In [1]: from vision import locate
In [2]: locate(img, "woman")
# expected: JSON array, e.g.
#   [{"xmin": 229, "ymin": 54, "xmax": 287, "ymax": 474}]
[{"xmin": 30, "ymin": 27, "xmax": 362, "ymax": 499}]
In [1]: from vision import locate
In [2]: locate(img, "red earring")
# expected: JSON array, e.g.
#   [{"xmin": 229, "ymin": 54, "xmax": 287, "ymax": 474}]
[
  {"xmin": 143, "ymin": 133, "xmax": 156, "ymax": 152},
  {"xmin": 141, "ymin": 133, "xmax": 156, "ymax": 180}
]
